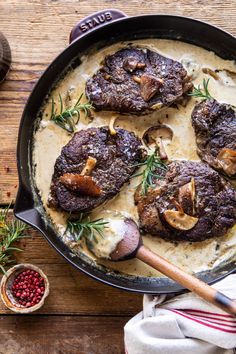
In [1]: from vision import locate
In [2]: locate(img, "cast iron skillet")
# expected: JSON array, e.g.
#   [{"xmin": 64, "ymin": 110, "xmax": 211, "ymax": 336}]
[{"xmin": 14, "ymin": 9, "xmax": 236, "ymax": 294}]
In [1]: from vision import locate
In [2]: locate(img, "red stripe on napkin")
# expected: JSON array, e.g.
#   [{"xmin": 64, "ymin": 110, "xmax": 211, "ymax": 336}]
[
  {"xmin": 169, "ymin": 309, "xmax": 236, "ymax": 333},
  {"xmin": 184, "ymin": 311, "xmax": 236, "ymax": 325},
  {"xmin": 184, "ymin": 317, "xmax": 236, "ymax": 328},
  {"xmin": 181, "ymin": 309, "xmax": 235, "ymax": 318}
]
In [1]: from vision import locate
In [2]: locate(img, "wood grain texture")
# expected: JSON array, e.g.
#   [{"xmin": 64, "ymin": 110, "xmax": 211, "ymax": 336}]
[
  {"xmin": 1, "ymin": 0, "xmax": 236, "ymax": 203},
  {"xmin": 0, "ymin": 213, "xmax": 142, "ymax": 315},
  {"xmin": 1, "ymin": 1, "xmax": 236, "ymax": 352},
  {"xmin": 0, "ymin": 316, "xmax": 126, "ymax": 354}
]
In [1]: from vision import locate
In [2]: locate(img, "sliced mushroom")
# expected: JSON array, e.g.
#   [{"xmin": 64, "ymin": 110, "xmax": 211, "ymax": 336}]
[
  {"xmin": 123, "ymin": 57, "xmax": 146, "ymax": 72},
  {"xmin": 150, "ymin": 102, "xmax": 163, "ymax": 110},
  {"xmin": 59, "ymin": 174, "xmax": 101, "ymax": 197},
  {"xmin": 163, "ymin": 209, "xmax": 199, "ymax": 231},
  {"xmin": 217, "ymin": 148, "xmax": 236, "ymax": 176},
  {"xmin": 178, "ymin": 177, "xmax": 196, "ymax": 214},
  {"xmin": 137, "ymin": 62, "xmax": 146, "ymax": 69},
  {"xmin": 140, "ymin": 74, "xmax": 164, "ymax": 101},
  {"xmin": 143, "ymin": 125, "xmax": 173, "ymax": 147},
  {"xmin": 202, "ymin": 68, "xmax": 219, "ymax": 80},
  {"xmin": 170, "ymin": 198, "xmax": 184, "ymax": 213},
  {"xmin": 215, "ymin": 69, "xmax": 236, "ymax": 87},
  {"xmin": 123, "ymin": 57, "xmax": 137, "ymax": 72},
  {"xmin": 109, "ymin": 116, "xmax": 117, "ymax": 135},
  {"xmin": 203, "ymin": 68, "xmax": 236, "ymax": 87},
  {"xmin": 143, "ymin": 125, "xmax": 173, "ymax": 160},
  {"xmin": 81, "ymin": 156, "xmax": 97, "ymax": 176},
  {"xmin": 156, "ymin": 138, "xmax": 168, "ymax": 160},
  {"xmin": 132, "ymin": 75, "xmax": 141, "ymax": 84}
]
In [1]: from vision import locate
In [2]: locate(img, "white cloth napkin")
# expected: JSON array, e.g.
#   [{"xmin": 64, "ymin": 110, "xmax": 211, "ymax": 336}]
[{"xmin": 124, "ymin": 274, "xmax": 236, "ymax": 354}]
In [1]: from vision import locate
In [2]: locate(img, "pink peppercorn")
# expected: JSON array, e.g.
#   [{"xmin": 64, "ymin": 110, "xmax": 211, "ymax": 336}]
[{"xmin": 11, "ymin": 269, "xmax": 45, "ymax": 308}]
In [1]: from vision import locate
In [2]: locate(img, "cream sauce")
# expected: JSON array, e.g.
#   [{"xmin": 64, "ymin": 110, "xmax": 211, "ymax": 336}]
[{"xmin": 33, "ymin": 39, "xmax": 236, "ymax": 277}]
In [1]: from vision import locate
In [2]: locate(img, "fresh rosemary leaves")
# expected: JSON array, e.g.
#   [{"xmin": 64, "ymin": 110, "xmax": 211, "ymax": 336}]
[
  {"xmin": 133, "ymin": 149, "xmax": 167, "ymax": 195},
  {"xmin": 50, "ymin": 93, "xmax": 93, "ymax": 133},
  {"xmin": 67, "ymin": 214, "xmax": 109, "ymax": 244},
  {"xmin": 0, "ymin": 205, "xmax": 28, "ymax": 274},
  {"xmin": 188, "ymin": 78, "xmax": 213, "ymax": 100}
]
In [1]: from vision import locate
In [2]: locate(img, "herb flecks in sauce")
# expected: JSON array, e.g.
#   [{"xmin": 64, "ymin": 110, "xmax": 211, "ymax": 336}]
[
  {"xmin": 66, "ymin": 214, "xmax": 109, "ymax": 245},
  {"xmin": 50, "ymin": 93, "xmax": 94, "ymax": 133}
]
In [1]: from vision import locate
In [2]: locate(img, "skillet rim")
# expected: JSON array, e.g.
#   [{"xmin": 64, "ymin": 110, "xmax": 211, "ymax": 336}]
[{"xmin": 14, "ymin": 13, "xmax": 236, "ymax": 294}]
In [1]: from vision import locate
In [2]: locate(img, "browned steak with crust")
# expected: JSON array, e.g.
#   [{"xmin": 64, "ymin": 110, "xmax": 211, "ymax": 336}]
[
  {"xmin": 48, "ymin": 127, "xmax": 143, "ymax": 212},
  {"xmin": 191, "ymin": 99, "xmax": 236, "ymax": 177},
  {"xmin": 86, "ymin": 47, "xmax": 192, "ymax": 114},
  {"xmin": 135, "ymin": 160, "xmax": 236, "ymax": 242}
]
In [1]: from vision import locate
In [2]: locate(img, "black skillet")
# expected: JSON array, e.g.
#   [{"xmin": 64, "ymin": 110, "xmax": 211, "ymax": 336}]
[{"xmin": 14, "ymin": 9, "xmax": 236, "ymax": 294}]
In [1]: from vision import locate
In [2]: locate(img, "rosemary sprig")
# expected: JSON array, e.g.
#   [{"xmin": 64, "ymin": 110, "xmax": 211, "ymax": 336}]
[
  {"xmin": 66, "ymin": 214, "xmax": 109, "ymax": 244},
  {"xmin": 50, "ymin": 93, "xmax": 94, "ymax": 133},
  {"xmin": 188, "ymin": 78, "xmax": 213, "ymax": 100},
  {"xmin": 133, "ymin": 149, "xmax": 167, "ymax": 195},
  {"xmin": 0, "ymin": 206, "xmax": 29, "ymax": 274}
]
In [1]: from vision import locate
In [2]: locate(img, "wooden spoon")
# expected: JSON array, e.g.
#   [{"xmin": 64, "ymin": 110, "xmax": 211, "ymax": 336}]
[{"xmin": 109, "ymin": 218, "xmax": 236, "ymax": 316}]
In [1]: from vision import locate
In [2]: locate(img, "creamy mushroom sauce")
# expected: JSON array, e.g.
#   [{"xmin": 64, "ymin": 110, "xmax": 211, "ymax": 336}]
[{"xmin": 33, "ymin": 39, "xmax": 236, "ymax": 277}]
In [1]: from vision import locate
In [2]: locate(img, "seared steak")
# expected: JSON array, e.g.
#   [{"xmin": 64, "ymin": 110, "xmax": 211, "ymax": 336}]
[
  {"xmin": 135, "ymin": 160, "xmax": 236, "ymax": 242},
  {"xmin": 86, "ymin": 47, "xmax": 192, "ymax": 114},
  {"xmin": 192, "ymin": 99, "xmax": 236, "ymax": 177},
  {"xmin": 48, "ymin": 127, "xmax": 143, "ymax": 212}
]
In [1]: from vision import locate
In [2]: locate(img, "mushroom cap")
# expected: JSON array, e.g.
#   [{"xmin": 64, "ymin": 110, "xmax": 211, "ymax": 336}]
[
  {"xmin": 163, "ymin": 209, "xmax": 199, "ymax": 231},
  {"xmin": 59, "ymin": 174, "xmax": 101, "ymax": 197},
  {"xmin": 178, "ymin": 177, "xmax": 196, "ymax": 214},
  {"xmin": 142, "ymin": 124, "xmax": 173, "ymax": 148},
  {"xmin": 140, "ymin": 74, "xmax": 164, "ymax": 101},
  {"xmin": 217, "ymin": 148, "xmax": 236, "ymax": 177}
]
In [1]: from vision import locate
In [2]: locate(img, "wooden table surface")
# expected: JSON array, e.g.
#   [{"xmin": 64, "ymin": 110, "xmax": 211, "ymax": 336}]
[{"xmin": 0, "ymin": 1, "xmax": 236, "ymax": 353}]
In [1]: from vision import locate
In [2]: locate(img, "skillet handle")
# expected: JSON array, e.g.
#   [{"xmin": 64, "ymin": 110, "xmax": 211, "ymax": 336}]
[
  {"xmin": 69, "ymin": 9, "xmax": 127, "ymax": 43},
  {"xmin": 137, "ymin": 245, "xmax": 236, "ymax": 316}
]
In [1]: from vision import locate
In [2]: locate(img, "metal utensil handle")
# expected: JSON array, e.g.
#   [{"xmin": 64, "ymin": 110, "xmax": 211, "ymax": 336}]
[
  {"xmin": 137, "ymin": 245, "xmax": 236, "ymax": 316},
  {"xmin": 69, "ymin": 9, "xmax": 127, "ymax": 43}
]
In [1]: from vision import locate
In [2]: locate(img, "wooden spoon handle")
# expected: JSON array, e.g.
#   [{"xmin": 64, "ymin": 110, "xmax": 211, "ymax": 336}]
[{"xmin": 137, "ymin": 245, "xmax": 236, "ymax": 316}]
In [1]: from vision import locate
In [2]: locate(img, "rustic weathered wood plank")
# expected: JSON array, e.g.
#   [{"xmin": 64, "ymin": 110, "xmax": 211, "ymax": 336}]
[
  {"xmin": 0, "ymin": 315, "xmax": 127, "ymax": 354},
  {"xmin": 1, "ymin": 1, "xmax": 236, "ymax": 352},
  {"xmin": 1, "ymin": 0, "xmax": 236, "ymax": 203},
  {"xmin": 0, "ymin": 210, "xmax": 142, "ymax": 315}
]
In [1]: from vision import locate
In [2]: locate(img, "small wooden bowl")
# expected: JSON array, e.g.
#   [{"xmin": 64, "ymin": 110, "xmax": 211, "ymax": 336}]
[{"xmin": 0, "ymin": 264, "xmax": 49, "ymax": 313}]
